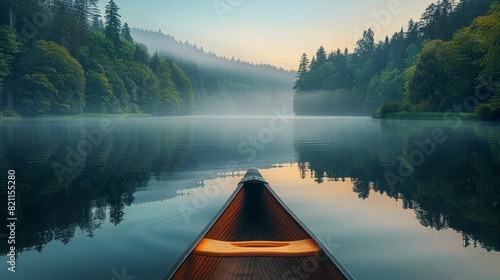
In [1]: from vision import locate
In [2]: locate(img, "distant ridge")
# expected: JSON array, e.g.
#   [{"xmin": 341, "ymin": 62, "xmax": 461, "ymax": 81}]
[
  {"xmin": 130, "ymin": 28, "xmax": 294, "ymax": 80},
  {"xmin": 131, "ymin": 28, "xmax": 295, "ymax": 115}
]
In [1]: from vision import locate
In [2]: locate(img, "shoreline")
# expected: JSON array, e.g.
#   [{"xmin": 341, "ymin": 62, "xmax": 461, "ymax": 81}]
[
  {"xmin": 374, "ymin": 112, "xmax": 480, "ymax": 121},
  {"xmin": 0, "ymin": 113, "xmax": 154, "ymax": 119}
]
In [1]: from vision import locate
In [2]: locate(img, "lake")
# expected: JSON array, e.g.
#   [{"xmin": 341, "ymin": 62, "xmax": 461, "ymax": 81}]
[{"xmin": 1, "ymin": 115, "xmax": 499, "ymax": 280}]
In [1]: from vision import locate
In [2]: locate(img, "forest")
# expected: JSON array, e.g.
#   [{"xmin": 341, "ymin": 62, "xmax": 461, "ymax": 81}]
[
  {"xmin": 0, "ymin": 0, "xmax": 293, "ymax": 117},
  {"xmin": 293, "ymin": 0, "xmax": 500, "ymax": 119},
  {"xmin": 130, "ymin": 28, "xmax": 295, "ymax": 114}
]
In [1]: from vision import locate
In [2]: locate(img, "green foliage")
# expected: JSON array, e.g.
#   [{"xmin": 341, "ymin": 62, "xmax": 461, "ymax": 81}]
[
  {"xmin": 85, "ymin": 71, "xmax": 113, "ymax": 113},
  {"xmin": 443, "ymin": 26, "xmax": 483, "ymax": 108},
  {"xmin": 367, "ymin": 66, "xmax": 405, "ymax": 108},
  {"xmin": 3, "ymin": 0, "xmax": 292, "ymax": 117},
  {"xmin": 48, "ymin": 0, "xmax": 92, "ymax": 54},
  {"xmin": 74, "ymin": 30, "xmax": 191, "ymax": 116},
  {"xmin": 170, "ymin": 62, "xmax": 195, "ymax": 114},
  {"xmin": 0, "ymin": 25, "xmax": 22, "ymax": 84},
  {"xmin": 474, "ymin": 3, "xmax": 500, "ymax": 79},
  {"xmin": 148, "ymin": 52, "xmax": 180, "ymax": 114},
  {"xmin": 294, "ymin": 0, "xmax": 499, "ymax": 118},
  {"xmin": 310, "ymin": 46, "xmax": 326, "ymax": 70},
  {"xmin": 104, "ymin": 0, "xmax": 122, "ymax": 48},
  {"xmin": 90, "ymin": 14, "xmax": 104, "ymax": 32},
  {"xmin": 17, "ymin": 40, "xmax": 86, "ymax": 115},
  {"xmin": 403, "ymin": 2, "xmax": 500, "ymax": 117},
  {"xmin": 355, "ymin": 29, "xmax": 375, "ymax": 59},
  {"xmin": 121, "ymin": 23, "xmax": 133, "ymax": 43},
  {"xmin": 475, "ymin": 103, "xmax": 500, "ymax": 120},
  {"xmin": 372, "ymin": 100, "xmax": 406, "ymax": 118},
  {"xmin": 0, "ymin": 109, "xmax": 19, "ymax": 118},
  {"xmin": 85, "ymin": 31, "xmax": 116, "ymax": 62},
  {"xmin": 476, "ymin": 92, "xmax": 500, "ymax": 120},
  {"xmin": 19, "ymin": 73, "xmax": 58, "ymax": 114},
  {"xmin": 134, "ymin": 43, "xmax": 149, "ymax": 65},
  {"xmin": 293, "ymin": 53, "xmax": 309, "ymax": 91},
  {"xmin": 405, "ymin": 40, "xmax": 449, "ymax": 111}
]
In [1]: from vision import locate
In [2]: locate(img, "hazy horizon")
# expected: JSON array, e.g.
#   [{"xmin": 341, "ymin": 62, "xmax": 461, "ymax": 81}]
[{"xmin": 98, "ymin": 0, "xmax": 438, "ymax": 70}]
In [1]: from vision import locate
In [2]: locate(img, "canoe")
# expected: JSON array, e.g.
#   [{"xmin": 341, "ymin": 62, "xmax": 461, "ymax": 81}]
[{"xmin": 165, "ymin": 168, "xmax": 354, "ymax": 280}]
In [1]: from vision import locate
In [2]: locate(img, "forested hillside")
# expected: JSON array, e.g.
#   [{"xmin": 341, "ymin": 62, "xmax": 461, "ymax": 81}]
[
  {"xmin": 131, "ymin": 28, "xmax": 295, "ymax": 114},
  {"xmin": 293, "ymin": 0, "xmax": 499, "ymax": 119},
  {"xmin": 0, "ymin": 0, "xmax": 199, "ymax": 116},
  {"xmin": 0, "ymin": 0, "xmax": 294, "ymax": 117}
]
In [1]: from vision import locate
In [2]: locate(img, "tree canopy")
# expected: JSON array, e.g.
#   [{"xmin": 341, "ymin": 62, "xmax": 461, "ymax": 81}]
[
  {"xmin": 292, "ymin": 0, "xmax": 499, "ymax": 119},
  {"xmin": 0, "ymin": 0, "xmax": 197, "ymax": 116},
  {"xmin": 17, "ymin": 40, "xmax": 86, "ymax": 115}
]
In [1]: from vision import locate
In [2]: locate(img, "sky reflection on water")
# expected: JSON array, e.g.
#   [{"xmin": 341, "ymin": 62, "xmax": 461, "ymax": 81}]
[{"xmin": 0, "ymin": 116, "xmax": 499, "ymax": 279}]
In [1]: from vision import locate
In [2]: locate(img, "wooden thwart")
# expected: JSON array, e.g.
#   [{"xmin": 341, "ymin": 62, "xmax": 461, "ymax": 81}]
[{"xmin": 193, "ymin": 238, "xmax": 321, "ymax": 257}]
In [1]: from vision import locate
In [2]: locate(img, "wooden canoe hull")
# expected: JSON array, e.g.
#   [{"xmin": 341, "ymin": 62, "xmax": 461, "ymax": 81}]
[{"xmin": 166, "ymin": 169, "xmax": 354, "ymax": 280}]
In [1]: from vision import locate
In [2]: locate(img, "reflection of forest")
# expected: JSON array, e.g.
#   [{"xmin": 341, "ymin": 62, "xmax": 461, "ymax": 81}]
[
  {"xmin": 294, "ymin": 119, "xmax": 500, "ymax": 251},
  {"xmin": 0, "ymin": 119, "xmax": 197, "ymax": 255},
  {"xmin": 0, "ymin": 117, "xmax": 295, "ymax": 255}
]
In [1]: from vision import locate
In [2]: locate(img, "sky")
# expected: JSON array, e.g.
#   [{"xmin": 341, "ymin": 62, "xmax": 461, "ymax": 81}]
[{"xmin": 98, "ymin": 0, "xmax": 438, "ymax": 70}]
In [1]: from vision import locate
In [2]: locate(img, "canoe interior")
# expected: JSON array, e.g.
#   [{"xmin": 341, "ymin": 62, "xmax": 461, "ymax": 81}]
[{"xmin": 170, "ymin": 182, "xmax": 349, "ymax": 280}]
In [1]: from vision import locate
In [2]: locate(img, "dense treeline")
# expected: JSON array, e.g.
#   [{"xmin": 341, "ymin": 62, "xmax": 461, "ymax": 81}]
[
  {"xmin": 131, "ymin": 28, "xmax": 295, "ymax": 113},
  {"xmin": 293, "ymin": 0, "xmax": 499, "ymax": 119},
  {"xmin": 0, "ymin": 0, "xmax": 195, "ymax": 116}
]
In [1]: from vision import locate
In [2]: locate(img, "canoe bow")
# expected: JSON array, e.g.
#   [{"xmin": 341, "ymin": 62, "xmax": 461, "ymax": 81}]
[{"xmin": 165, "ymin": 168, "xmax": 354, "ymax": 280}]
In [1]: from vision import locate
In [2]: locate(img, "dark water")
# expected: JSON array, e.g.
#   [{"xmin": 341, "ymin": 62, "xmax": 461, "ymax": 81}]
[{"xmin": 0, "ymin": 116, "xmax": 499, "ymax": 280}]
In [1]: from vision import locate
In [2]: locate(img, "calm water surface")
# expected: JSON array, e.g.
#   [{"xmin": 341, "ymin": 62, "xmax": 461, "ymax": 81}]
[{"xmin": 0, "ymin": 116, "xmax": 499, "ymax": 280}]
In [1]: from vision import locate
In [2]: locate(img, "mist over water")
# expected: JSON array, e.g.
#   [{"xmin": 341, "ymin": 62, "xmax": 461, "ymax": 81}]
[
  {"xmin": 130, "ymin": 28, "xmax": 297, "ymax": 116},
  {"xmin": 0, "ymin": 116, "xmax": 499, "ymax": 279},
  {"xmin": 194, "ymin": 90, "xmax": 294, "ymax": 115}
]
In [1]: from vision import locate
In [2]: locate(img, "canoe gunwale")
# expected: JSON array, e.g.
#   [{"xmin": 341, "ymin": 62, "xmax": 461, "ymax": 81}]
[
  {"xmin": 164, "ymin": 171, "xmax": 355, "ymax": 280},
  {"xmin": 163, "ymin": 180, "xmax": 250, "ymax": 280},
  {"xmin": 260, "ymin": 179, "xmax": 355, "ymax": 280}
]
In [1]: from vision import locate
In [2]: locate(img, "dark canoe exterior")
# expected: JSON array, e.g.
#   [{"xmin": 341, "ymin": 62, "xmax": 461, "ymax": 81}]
[{"xmin": 165, "ymin": 169, "xmax": 354, "ymax": 280}]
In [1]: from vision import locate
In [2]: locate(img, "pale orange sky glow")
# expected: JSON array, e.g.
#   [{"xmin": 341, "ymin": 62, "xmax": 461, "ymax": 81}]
[{"xmin": 105, "ymin": 0, "xmax": 439, "ymax": 70}]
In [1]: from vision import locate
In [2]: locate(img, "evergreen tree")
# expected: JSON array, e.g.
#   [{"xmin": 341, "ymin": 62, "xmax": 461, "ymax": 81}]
[
  {"xmin": 104, "ymin": 0, "xmax": 121, "ymax": 48},
  {"xmin": 0, "ymin": 25, "xmax": 22, "ymax": 110},
  {"xmin": 406, "ymin": 19, "xmax": 421, "ymax": 45},
  {"xmin": 90, "ymin": 14, "xmax": 104, "ymax": 32},
  {"xmin": 355, "ymin": 29, "xmax": 375, "ymax": 59},
  {"xmin": 134, "ymin": 43, "xmax": 149, "ymax": 64},
  {"xmin": 293, "ymin": 53, "xmax": 309, "ymax": 91},
  {"xmin": 121, "ymin": 23, "xmax": 133, "ymax": 42},
  {"xmin": 72, "ymin": 0, "xmax": 93, "ymax": 52},
  {"xmin": 0, "ymin": 25, "xmax": 22, "ymax": 84},
  {"xmin": 310, "ymin": 46, "xmax": 326, "ymax": 70},
  {"xmin": 171, "ymin": 62, "xmax": 195, "ymax": 114}
]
